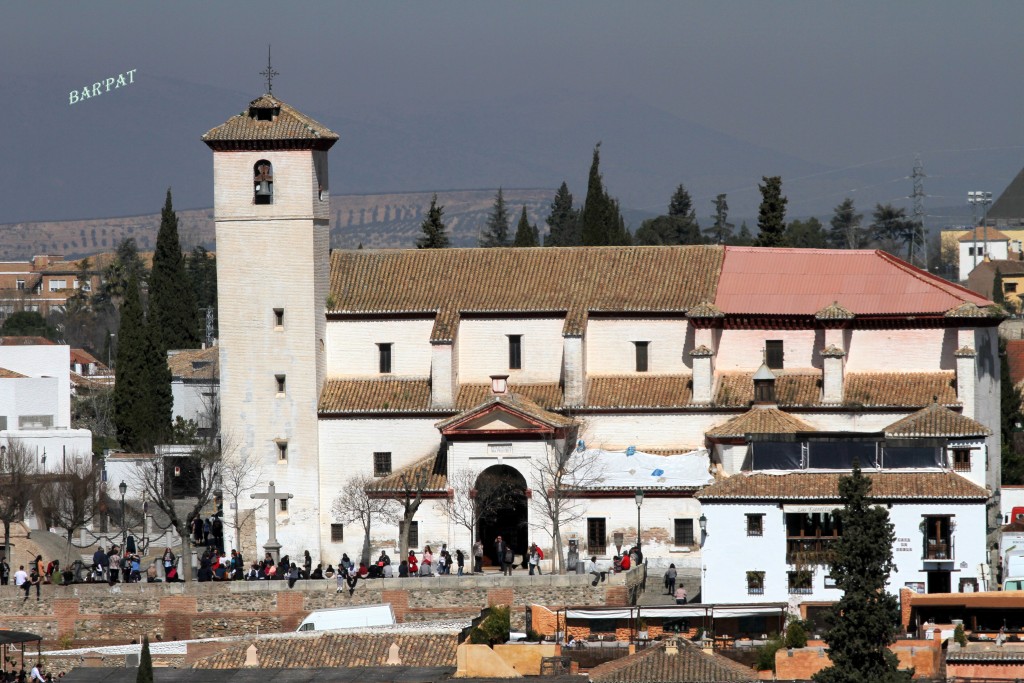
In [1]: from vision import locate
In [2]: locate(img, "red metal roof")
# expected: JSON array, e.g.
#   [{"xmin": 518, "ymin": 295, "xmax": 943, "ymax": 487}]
[{"xmin": 714, "ymin": 247, "xmax": 992, "ymax": 316}]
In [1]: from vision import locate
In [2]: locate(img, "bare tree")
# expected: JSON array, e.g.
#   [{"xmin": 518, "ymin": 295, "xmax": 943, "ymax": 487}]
[
  {"xmin": 530, "ymin": 427, "xmax": 602, "ymax": 573},
  {"xmin": 0, "ymin": 439, "xmax": 38, "ymax": 562},
  {"xmin": 442, "ymin": 467, "xmax": 522, "ymax": 546},
  {"xmin": 39, "ymin": 457, "xmax": 101, "ymax": 564},
  {"xmin": 218, "ymin": 437, "xmax": 262, "ymax": 554},
  {"xmin": 332, "ymin": 475, "xmax": 398, "ymax": 565},
  {"xmin": 130, "ymin": 441, "xmax": 219, "ymax": 582},
  {"xmin": 367, "ymin": 453, "xmax": 440, "ymax": 561}
]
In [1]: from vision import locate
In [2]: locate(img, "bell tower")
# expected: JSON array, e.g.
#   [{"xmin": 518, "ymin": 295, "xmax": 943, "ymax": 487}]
[{"xmin": 202, "ymin": 91, "xmax": 338, "ymax": 559}]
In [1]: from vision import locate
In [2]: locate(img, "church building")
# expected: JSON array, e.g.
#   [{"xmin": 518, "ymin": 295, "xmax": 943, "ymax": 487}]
[{"xmin": 205, "ymin": 94, "xmax": 1003, "ymax": 596}]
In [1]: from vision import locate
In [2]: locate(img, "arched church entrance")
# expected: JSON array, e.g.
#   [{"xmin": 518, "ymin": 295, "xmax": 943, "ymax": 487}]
[{"xmin": 475, "ymin": 465, "xmax": 528, "ymax": 567}]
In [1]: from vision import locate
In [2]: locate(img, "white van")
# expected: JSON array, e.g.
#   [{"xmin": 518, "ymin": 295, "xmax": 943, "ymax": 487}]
[{"xmin": 297, "ymin": 604, "xmax": 396, "ymax": 632}]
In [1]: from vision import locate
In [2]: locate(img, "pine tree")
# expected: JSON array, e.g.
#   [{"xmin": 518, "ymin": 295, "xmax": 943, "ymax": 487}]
[
  {"xmin": 785, "ymin": 218, "xmax": 828, "ymax": 248},
  {"xmin": 828, "ymin": 198, "xmax": 865, "ymax": 249},
  {"xmin": 544, "ymin": 182, "xmax": 580, "ymax": 246},
  {"xmin": 513, "ymin": 206, "xmax": 540, "ymax": 247},
  {"xmin": 113, "ymin": 274, "xmax": 151, "ymax": 451},
  {"xmin": 755, "ymin": 176, "xmax": 788, "ymax": 247},
  {"xmin": 416, "ymin": 194, "xmax": 450, "ymax": 249},
  {"xmin": 731, "ymin": 221, "xmax": 754, "ymax": 246},
  {"xmin": 185, "ymin": 247, "xmax": 217, "ymax": 342},
  {"xmin": 579, "ymin": 143, "xmax": 627, "ymax": 246},
  {"xmin": 480, "ymin": 188, "xmax": 511, "ymax": 247},
  {"xmin": 668, "ymin": 184, "xmax": 700, "ymax": 242},
  {"xmin": 149, "ymin": 189, "xmax": 200, "ymax": 350},
  {"xmin": 813, "ymin": 464, "xmax": 910, "ymax": 683},
  {"xmin": 136, "ymin": 635, "xmax": 153, "ymax": 683},
  {"xmin": 705, "ymin": 193, "xmax": 734, "ymax": 244},
  {"xmin": 871, "ymin": 204, "xmax": 919, "ymax": 260}
]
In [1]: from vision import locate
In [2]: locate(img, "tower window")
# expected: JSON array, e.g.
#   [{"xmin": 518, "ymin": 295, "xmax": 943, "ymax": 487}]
[
  {"xmin": 508, "ymin": 335, "xmax": 522, "ymax": 370},
  {"xmin": 378, "ymin": 343, "xmax": 392, "ymax": 374},
  {"xmin": 273, "ymin": 308, "xmax": 284, "ymax": 327},
  {"xmin": 765, "ymin": 340, "xmax": 784, "ymax": 370},
  {"xmin": 254, "ymin": 160, "xmax": 274, "ymax": 205},
  {"xmin": 275, "ymin": 374, "xmax": 286, "ymax": 394},
  {"xmin": 634, "ymin": 341, "xmax": 649, "ymax": 372},
  {"xmin": 277, "ymin": 441, "xmax": 288, "ymax": 461}
]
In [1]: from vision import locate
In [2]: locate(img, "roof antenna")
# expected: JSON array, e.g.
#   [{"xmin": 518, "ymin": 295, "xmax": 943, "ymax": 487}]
[{"xmin": 260, "ymin": 44, "xmax": 279, "ymax": 94}]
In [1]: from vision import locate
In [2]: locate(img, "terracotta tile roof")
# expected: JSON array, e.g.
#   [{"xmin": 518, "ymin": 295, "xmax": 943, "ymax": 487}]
[
  {"xmin": 965, "ymin": 259, "xmax": 1024, "ymax": 300},
  {"xmin": 958, "ymin": 226, "xmax": 1012, "ymax": 242},
  {"xmin": 687, "ymin": 301, "xmax": 725, "ymax": 318},
  {"xmin": 192, "ymin": 632, "xmax": 459, "ymax": 669},
  {"xmin": 715, "ymin": 247, "xmax": 993, "ymax": 316},
  {"xmin": 0, "ymin": 336, "xmax": 56, "ymax": 345},
  {"xmin": 586, "ymin": 375, "xmax": 693, "ymax": 408},
  {"xmin": 945, "ymin": 301, "xmax": 1002, "ymax": 318},
  {"xmin": 696, "ymin": 471, "xmax": 989, "ymax": 501},
  {"xmin": 883, "ymin": 402, "xmax": 991, "ymax": 438},
  {"xmin": 844, "ymin": 372, "xmax": 957, "ymax": 407},
  {"xmin": 715, "ymin": 372, "xmax": 820, "ymax": 407},
  {"xmin": 167, "ymin": 347, "xmax": 219, "ymax": 381},
  {"xmin": 364, "ymin": 453, "xmax": 447, "ymax": 494},
  {"xmin": 1009, "ymin": 340, "xmax": 1024, "ymax": 386},
  {"xmin": 0, "ymin": 367, "xmax": 27, "ymax": 378},
  {"xmin": 590, "ymin": 639, "xmax": 757, "ymax": 683},
  {"xmin": 437, "ymin": 393, "xmax": 575, "ymax": 430},
  {"xmin": 456, "ymin": 383, "xmax": 563, "ymax": 409},
  {"xmin": 815, "ymin": 301, "xmax": 854, "ymax": 320},
  {"xmin": 320, "ymin": 379, "xmax": 433, "ymax": 414},
  {"xmin": 202, "ymin": 94, "xmax": 339, "ymax": 145},
  {"xmin": 329, "ymin": 246, "xmax": 724, "ymax": 339},
  {"xmin": 70, "ymin": 348, "xmax": 101, "ymax": 365},
  {"xmin": 706, "ymin": 407, "xmax": 816, "ymax": 438}
]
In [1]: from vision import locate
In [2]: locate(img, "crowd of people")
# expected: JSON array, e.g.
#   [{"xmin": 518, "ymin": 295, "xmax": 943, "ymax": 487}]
[{"xmin": 1, "ymin": 662, "xmax": 59, "ymax": 682}]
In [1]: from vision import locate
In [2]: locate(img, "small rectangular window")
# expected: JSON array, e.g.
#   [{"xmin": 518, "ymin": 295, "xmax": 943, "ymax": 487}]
[
  {"xmin": 279, "ymin": 498, "xmax": 288, "ymax": 512},
  {"xmin": 765, "ymin": 340, "xmax": 784, "ymax": 370},
  {"xmin": 378, "ymin": 343, "xmax": 392, "ymax": 374},
  {"xmin": 273, "ymin": 308, "xmax": 284, "ymax": 327},
  {"xmin": 275, "ymin": 374, "xmax": 286, "ymax": 394},
  {"xmin": 634, "ymin": 341, "xmax": 649, "ymax": 372},
  {"xmin": 1007, "ymin": 282, "xmax": 1019, "ymax": 294},
  {"xmin": 674, "ymin": 518, "xmax": 694, "ymax": 546},
  {"xmin": 48, "ymin": 279, "xmax": 67, "ymax": 292},
  {"xmin": 952, "ymin": 448, "xmax": 971, "ymax": 472},
  {"xmin": 0, "ymin": 416, "xmax": 6, "ymax": 430},
  {"xmin": 277, "ymin": 441, "xmax": 288, "ymax": 461},
  {"xmin": 331, "ymin": 524, "xmax": 344, "ymax": 543},
  {"xmin": 788, "ymin": 571, "xmax": 812, "ymax": 594},
  {"xmin": 373, "ymin": 451, "xmax": 392, "ymax": 477},
  {"xmin": 508, "ymin": 335, "xmax": 522, "ymax": 370},
  {"xmin": 15, "ymin": 280, "xmax": 24, "ymax": 291},
  {"xmin": 400, "ymin": 521, "xmax": 419, "ymax": 549},
  {"xmin": 587, "ymin": 518, "xmax": 607, "ymax": 555},
  {"xmin": 747, "ymin": 571, "xmax": 765, "ymax": 595},
  {"xmin": 746, "ymin": 514, "xmax": 764, "ymax": 537},
  {"xmin": 18, "ymin": 415, "xmax": 54, "ymax": 430}
]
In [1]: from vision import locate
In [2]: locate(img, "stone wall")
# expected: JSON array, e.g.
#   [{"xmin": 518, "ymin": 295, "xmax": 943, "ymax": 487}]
[{"xmin": 0, "ymin": 572, "xmax": 630, "ymax": 647}]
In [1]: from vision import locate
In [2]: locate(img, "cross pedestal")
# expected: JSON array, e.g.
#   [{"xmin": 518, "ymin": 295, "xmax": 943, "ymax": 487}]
[{"xmin": 250, "ymin": 480, "xmax": 293, "ymax": 564}]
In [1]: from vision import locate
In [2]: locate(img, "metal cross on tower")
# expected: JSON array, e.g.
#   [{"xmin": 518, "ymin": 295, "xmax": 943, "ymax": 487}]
[
  {"xmin": 250, "ymin": 480, "xmax": 292, "ymax": 563},
  {"xmin": 260, "ymin": 45, "xmax": 279, "ymax": 94}
]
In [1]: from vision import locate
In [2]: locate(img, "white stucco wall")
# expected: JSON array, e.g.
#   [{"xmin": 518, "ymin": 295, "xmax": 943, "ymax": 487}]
[
  {"xmin": 171, "ymin": 380, "xmax": 218, "ymax": 429},
  {"xmin": 845, "ymin": 328, "xmax": 952, "ymax": 373},
  {"xmin": 457, "ymin": 318, "xmax": 564, "ymax": 384},
  {"xmin": 959, "ymin": 239, "xmax": 1009, "ymax": 282},
  {"xmin": 1, "ymin": 429, "xmax": 93, "ymax": 472},
  {"xmin": 716, "ymin": 329, "xmax": 820, "ymax": 371},
  {"xmin": 701, "ymin": 498, "xmax": 987, "ymax": 603},
  {"xmin": 586, "ymin": 319, "xmax": 693, "ymax": 374},
  {"xmin": 0, "ymin": 345, "xmax": 72, "ymax": 428},
  {"xmin": 584, "ymin": 413, "xmax": 721, "ymax": 451},
  {"xmin": 325, "ymin": 319, "xmax": 435, "ymax": 378}
]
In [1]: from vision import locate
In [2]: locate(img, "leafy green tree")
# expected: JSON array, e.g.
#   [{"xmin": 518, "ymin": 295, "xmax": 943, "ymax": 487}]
[
  {"xmin": 829, "ymin": 198, "xmax": 866, "ymax": 249},
  {"xmin": 637, "ymin": 184, "xmax": 702, "ymax": 245},
  {"xmin": 96, "ymin": 238, "xmax": 147, "ymax": 312},
  {"xmin": 1, "ymin": 311, "xmax": 55, "ymax": 339},
  {"xmin": 870, "ymin": 204, "xmax": 921, "ymax": 260},
  {"xmin": 755, "ymin": 176, "xmax": 788, "ymax": 247},
  {"xmin": 513, "ymin": 206, "xmax": 540, "ymax": 247},
  {"xmin": 185, "ymin": 246, "xmax": 217, "ymax": 342},
  {"xmin": 580, "ymin": 143, "xmax": 629, "ymax": 246},
  {"xmin": 137, "ymin": 635, "xmax": 153, "ymax": 683},
  {"xmin": 994, "ymin": 268, "xmax": 1006, "ymax": 305},
  {"xmin": 480, "ymin": 188, "xmax": 511, "ymax": 247},
  {"xmin": 813, "ymin": 464, "xmax": 910, "ymax": 683},
  {"xmin": 149, "ymin": 189, "xmax": 200, "ymax": 351},
  {"xmin": 113, "ymin": 274, "xmax": 151, "ymax": 451},
  {"xmin": 730, "ymin": 221, "xmax": 755, "ymax": 246},
  {"xmin": 416, "ymin": 194, "xmax": 450, "ymax": 249},
  {"xmin": 705, "ymin": 193, "xmax": 734, "ymax": 244},
  {"xmin": 785, "ymin": 218, "xmax": 828, "ymax": 248},
  {"xmin": 544, "ymin": 182, "xmax": 580, "ymax": 246}
]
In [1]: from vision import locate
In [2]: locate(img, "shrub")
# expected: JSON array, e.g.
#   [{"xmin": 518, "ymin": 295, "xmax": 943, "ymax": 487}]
[
  {"xmin": 954, "ymin": 624, "xmax": 967, "ymax": 647},
  {"xmin": 469, "ymin": 606, "xmax": 511, "ymax": 645},
  {"xmin": 785, "ymin": 619, "xmax": 809, "ymax": 649},
  {"xmin": 755, "ymin": 634, "xmax": 785, "ymax": 672}
]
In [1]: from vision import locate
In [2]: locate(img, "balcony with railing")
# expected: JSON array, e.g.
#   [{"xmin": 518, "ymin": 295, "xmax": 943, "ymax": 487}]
[
  {"xmin": 786, "ymin": 538, "xmax": 838, "ymax": 565},
  {"xmin": 923, "ymin": 537, "xmax": 954, "ymax": 561}
]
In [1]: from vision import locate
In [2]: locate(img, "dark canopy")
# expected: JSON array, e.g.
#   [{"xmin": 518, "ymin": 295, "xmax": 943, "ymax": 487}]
[{"xmin": 0, "ymin": 631, "xmax": 42, "ymax": 646}]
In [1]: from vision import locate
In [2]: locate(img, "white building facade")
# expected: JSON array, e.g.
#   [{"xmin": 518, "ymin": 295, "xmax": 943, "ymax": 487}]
[{"xmin": 207, "ymin": 95, "xmax": 1002, "ymax": 593}]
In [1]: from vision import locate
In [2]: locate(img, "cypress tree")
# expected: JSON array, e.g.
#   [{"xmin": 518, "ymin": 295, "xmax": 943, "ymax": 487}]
[
  {"xmin": 185, "ymin": 247, "xmax": 217, "ymax": 342},
  {"xmin": 136, "ymin": 635, "xmax": 153, "ymax": 683},
  {"xmin": 813, "ymin": 464, "xmax": 910, "ymax": 683},
  {"xmin": 580, "ymin": 143, "xmax": 628, "ymax": 246},
  {"xmin": 705, "ymin": 193, "xmax": 734, "ymax": 244},
  {"xmin": 149, "ymin": 189, "xmax": 200, "ymax": 350},
  {"xmin": 416, "ymin": 194, "xmax": 450, "ymax": 249},
  {"xmin": 544, "ymin": 182, "xmax": 580, "ymax": 246},
  {"xmin": 145, "ymin": 310, "xmax": 173, "ymax": 448},
  {"xmin": 994, "ymin": 268, "xmax": 1005, "ymax": 305},
  {"xmin": 754, "ymin": 176, "xmax": 788, "ymax": 247},
  {"xmin": 480, "ymin": 188, "xmax": 511, "ymax": 247},
  {"xmin": 513, "ymin": 206, "xmax": 540, "ymax": 247},
  {"xmin": 113, "ymin": 274, "xmax": 150, "ymax": 451}
]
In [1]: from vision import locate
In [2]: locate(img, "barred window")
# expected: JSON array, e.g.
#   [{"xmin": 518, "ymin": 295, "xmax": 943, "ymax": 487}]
[
  {"xmin": 674, "ymin": 519, "xmax": 694, "ymax": 546},
  {"xmin": 331, "ymin": 524, "xmax": 344, "ymax": 543},
  {"xmin": 373, "ymin": 452, "xmax": 392, "ymax": 477}
]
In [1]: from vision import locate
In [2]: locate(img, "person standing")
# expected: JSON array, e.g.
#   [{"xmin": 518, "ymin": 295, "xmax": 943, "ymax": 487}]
[
  {"xmin": 503, "ymin": 544, "xmax": 514, "ymax": 576},
  {"xmin": 456, "ymin": 549, "xmax": 465, "ymax": 576},
  {"xmin": 473, "ymin": 540, "xmax": 484, "ymax": 574},
  {"xmin": 27, "ymin": 566, "xmax": 41, "ymax": 601},
  {"xmin": 0, "ymin": 555, "xmax": 9, "ymax": 585},
  {"xmin": 212, "ymin": 516, "xmax": 224, "ymax": 554},
  {"xmin": 107, "ymin": 547, "xmax": 121, "ymax": 585},
  {"xmin": 93, "ymin": 546, "xmax": 107, "ymax": 582},
  {"xmin": 495, "ymin": 536, "xmax": 506, "ymax": 575},
  {"xmin": 14, "ymin": 565, "xmax": 28, "ymax": 596},
  {"xmin": 528, "ymin": 544, "xmax": 541, "ymax": 576},
  {"xmin": 675, "ymin": 585, "xmax": 687, "ymax": 605},
  {"xmin": 162, "ymin": 547, "xmax": 176, "ymax": 580},
  {"xmin": 664, "ymin": 564, "xmax": 677, "ymax": 596},
  {"xmin": 303, "ymin": 550, "xmax": 312, "ymax": 578}
]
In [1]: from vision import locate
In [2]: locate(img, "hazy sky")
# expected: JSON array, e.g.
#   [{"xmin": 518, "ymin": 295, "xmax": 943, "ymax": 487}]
[{"xmin": 5, "ymin": 1, "xmax": 1024, "ymax": 221}]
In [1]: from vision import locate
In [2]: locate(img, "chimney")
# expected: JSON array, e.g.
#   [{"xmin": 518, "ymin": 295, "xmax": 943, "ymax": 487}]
[
  {"xmin": 490, "ymin": 374, "xmax": 509, "ymax": 395},
  {"xmin": 821, "ymin": 345, "xmax": 845, "ymax": 404},
  {"xmin": 955, "ymin": 328, "xmax": 976, "ymax": 419}
]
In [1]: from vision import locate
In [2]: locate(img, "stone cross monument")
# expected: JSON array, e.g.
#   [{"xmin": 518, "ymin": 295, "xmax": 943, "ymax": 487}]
[{"xmin": 250, "ymin": 481, "xmax": 293, "ymax": 564}]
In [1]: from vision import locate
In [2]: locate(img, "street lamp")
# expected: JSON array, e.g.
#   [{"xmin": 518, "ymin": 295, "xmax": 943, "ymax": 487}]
[
  {"xmin": 118, "ymin": 480, "xmax": 128, "ymax": 550},
  {"xmin": 699, "ymin": 513, "xmax": 708, "ymax": 535},
  {"xmin": 634, "ymin": 487, "xmax": 645, "ymax": 549},
  {"xmin": 108, "ymin": 332, "xmax": 116, "ymax": 371}
]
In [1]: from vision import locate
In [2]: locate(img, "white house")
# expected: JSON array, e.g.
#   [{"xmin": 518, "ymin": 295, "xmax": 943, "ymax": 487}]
[
  {"xmin": 167, "ymin": 346, "xmax": 219, "ymax": 439},
  {"xmin": 959, "ymin": 226, "xmax": 1013, "ymax": 281},
  {"xmin": 204, "ymin": 94, "xmax": 1003, "ymax": 590},
  {"xmin": 0, "ymin": 338, "xmax": 92, "ymax": 469}
]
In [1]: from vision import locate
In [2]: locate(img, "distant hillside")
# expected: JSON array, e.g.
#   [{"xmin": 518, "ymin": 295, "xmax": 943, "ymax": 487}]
[{"xmin": 0, "ymin": 189, "xmax": 556, "ymax": 259}]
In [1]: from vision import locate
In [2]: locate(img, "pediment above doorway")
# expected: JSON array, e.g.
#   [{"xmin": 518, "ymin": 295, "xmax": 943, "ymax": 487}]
[{"xmin": 436, "ymin": 393, "xmax": 575, "ymax": 439}]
